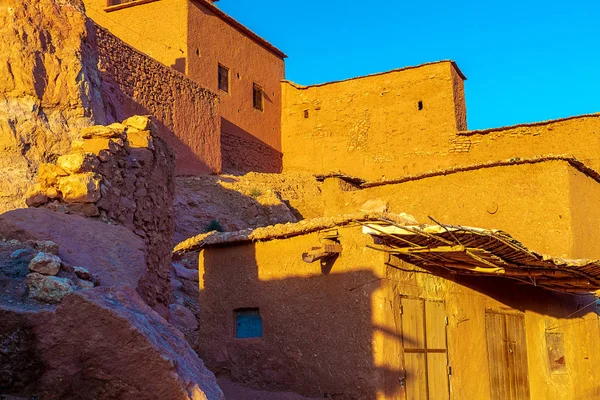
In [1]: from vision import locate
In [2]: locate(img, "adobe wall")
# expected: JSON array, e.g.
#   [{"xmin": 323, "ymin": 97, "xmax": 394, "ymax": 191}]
[
  {"xmin": 281, "ymin": 61, "xmax": 467, "ymax": 180},
  {"xmin": 321, "ymin": 161, "xmax": 600, "ymax": 258},
  {"xmin": 197, "ymin": 227, "xmax": 600, "ymax": 399},
  {"xmin": 82, "ymin": 0, "xmax": 188, "ymax": 72},
  {"xmin": 95, "ymin": 25, "xmax": 222, "ymax": 175},
  {"xmin": 187, "ymin": 0, "xmax": 285, "ymax": 173}
]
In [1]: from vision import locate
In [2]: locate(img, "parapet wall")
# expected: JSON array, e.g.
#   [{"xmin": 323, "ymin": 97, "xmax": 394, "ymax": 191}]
[
  {"xmin": 455, "ymin": 114, "xmax": 600, "ymax": 172},
  {"xmin": 95, "ymin": 25, "xmax": 221, "ymax": 175},
  {"xmin": 281, "ymin": 61, "xmax": 467, "ymax": 180}
]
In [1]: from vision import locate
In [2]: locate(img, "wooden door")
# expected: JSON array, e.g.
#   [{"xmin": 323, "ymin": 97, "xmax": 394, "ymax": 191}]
[
  {"xmin": 485, "ymin": 311, "xmax": 530, "ymax": 400},
  {"xmin": 401, "ymin": 298, "xmax": 450, "ymax": 400}
]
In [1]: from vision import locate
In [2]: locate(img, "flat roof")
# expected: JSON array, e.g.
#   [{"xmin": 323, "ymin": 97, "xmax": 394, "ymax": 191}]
[
  {"xmin": 175, "ymin": 212, "xmax": 600, "ymax": 294},
  {"xmin": 283, "ymin": 60, "xmax": 466, "ymax": 89},
  {"xmin": 191, "ymin": 0, "xmax": 287, "ymax": 59}
]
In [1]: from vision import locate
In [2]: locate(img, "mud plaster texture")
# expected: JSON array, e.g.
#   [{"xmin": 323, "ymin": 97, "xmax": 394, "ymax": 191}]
[
  {"xmin": 95, "ymin": 25, "xmax": 221, "ymax": 175},
  {"xmin": 197, "ymin": 225, "xmax": 600, "ymax": 400},
  {"xmin": 281, "ymin": 61, "xmax": 467, "ymax": 180},
  {"xmin": 318, "ymin": 160, "xmax": 600, "ymax": 260}
]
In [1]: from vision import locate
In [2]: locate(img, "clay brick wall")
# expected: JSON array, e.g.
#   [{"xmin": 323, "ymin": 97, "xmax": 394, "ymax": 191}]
[
  {"xmin": 94, "ymin": 25, "xmax": 221, "ymax": 175},
  {"xmin": 281, "ymin": 61, "xmax": 466, "ymax": 180},
  {"xmin": 187, "ymin": 0, "xmax": 285, "ymax": 174}
]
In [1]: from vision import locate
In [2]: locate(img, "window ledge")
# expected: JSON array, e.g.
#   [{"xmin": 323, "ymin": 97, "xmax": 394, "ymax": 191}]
[{"xmin": 104, "ymin": 0, "xmax": 160, "ymax": 13}]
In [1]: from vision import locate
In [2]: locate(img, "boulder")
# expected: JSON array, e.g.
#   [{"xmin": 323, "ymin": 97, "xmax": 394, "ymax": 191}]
[
  {"xmin": 32, "ymin": 240, "xmax": 60, "ymax": 255},
  {"xmin": 126, "ymin": 130, "xmax": 154, "ymax": 149},
  {"xmin": 58, "ymin": 173, "xmax": 101, "ymax": 203},
  {"xmin": 80, "ymin": 125, "xmax": 124, "ymax": 139},
  {"xmin": 36, "ymin": 287, "xmax": 224, "ymax": 399},
  {"xmin": 28, "ymin": 253, "xmax": 61, "ymax": 276},
  {"xmin": 37, "ymin": 164, "xmax": 69, "ymax": 187},
  {"xmin": 0, "ymin": 208, "xmax": 147, "ymax": 296},
  {"xmin": 27, "ymin": 273, "xmax": 74, "ymax": 303},
  {"xmin": 56, "ymin": 153, "xmax": 100, "ymax": 174},
  {"xmin": 123, "ymin": 115, "xmax": 154, "ymax": 132},
  {"xmin": 73, "ymin": 266, "xmax": 92, "ymax": 281},
  {"xmin": 1, "ymin": 287, "xmax": 225, "ymax": 400}
]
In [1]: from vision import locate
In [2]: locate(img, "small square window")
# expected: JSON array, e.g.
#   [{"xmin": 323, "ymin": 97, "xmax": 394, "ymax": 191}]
[
  {"xmin": 235, "ymin": 308, "xmax": 262, "ymax": 339},
  {"xmin": 218, "ymin": 64, "xmax": 229, "ymax": 93},
  {"xmin": 253, "ymin": 84, "xmax": 264, "ymax": 112}
]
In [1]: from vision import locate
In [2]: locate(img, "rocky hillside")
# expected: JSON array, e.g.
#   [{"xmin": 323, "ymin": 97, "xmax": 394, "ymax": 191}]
[{"xmin": 0, "ymin": 0, "xmax": 107, "ymax": 212}]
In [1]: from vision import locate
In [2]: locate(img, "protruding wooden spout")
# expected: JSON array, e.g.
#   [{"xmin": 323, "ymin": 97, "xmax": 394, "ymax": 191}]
[{"xmin": 302, "ymin": 243, "xmax": 343, "ymax": 263}]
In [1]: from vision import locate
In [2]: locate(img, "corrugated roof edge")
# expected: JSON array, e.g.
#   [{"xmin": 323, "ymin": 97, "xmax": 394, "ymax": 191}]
[
  {"xmin": 173, "ymin": 212, "xmax": 418, "ymax": 254},
  {"xmin": 191, "ymin": 0, "xmax": 287, "ymax": 59},
  {"xmin": 459, "ymin": 112, "xmax": 600, "ymax": 136},
  {"xmin": 282, "ymin": 60, "xmax": 466, "ymax": 89}
]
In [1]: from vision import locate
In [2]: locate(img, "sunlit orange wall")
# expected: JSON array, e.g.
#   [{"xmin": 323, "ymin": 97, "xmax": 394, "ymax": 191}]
[
  {"xmin": 82, "ymin": 0, "xmax": 188, "ymax": 72},
  {"xmin": 281, "ymin": 61, "xmax": 466, "ymax": 180},
  {"xmin": 320, "ymin": 161, "xmax": 600, "ymax": 259},
  {"xmin": 197, "ymin": 226, "xmax": 600, "ymax": 400},
  {"xmin": 187, "ymin": 0, "xmax": 285, "ymax": 169}
]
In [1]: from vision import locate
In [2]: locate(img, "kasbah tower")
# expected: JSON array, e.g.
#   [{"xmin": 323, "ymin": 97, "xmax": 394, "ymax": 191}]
[{"xmin": 63, "ymin": 0, "xmax": 600, "ymax": 400}]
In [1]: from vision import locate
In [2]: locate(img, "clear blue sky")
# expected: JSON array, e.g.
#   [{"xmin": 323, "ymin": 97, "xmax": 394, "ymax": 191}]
[{"xmin": 219, "ymin": 0, "xmax": 599, "ymax": 130}]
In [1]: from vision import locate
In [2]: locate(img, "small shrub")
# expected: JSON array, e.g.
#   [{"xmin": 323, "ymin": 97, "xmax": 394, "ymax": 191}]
[
  {"xmin": 249, "ymin": 187, "xmax": 262, "ymax": 198},
  {"xmin": 203, "ymin": 219, "xmax": 223, "ymax": 233}
]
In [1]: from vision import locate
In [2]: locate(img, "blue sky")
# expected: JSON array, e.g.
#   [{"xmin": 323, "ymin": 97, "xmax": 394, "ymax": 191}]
[{"xmin": 219, "ymin": 0, "xmax": 599, "ymax": 130}]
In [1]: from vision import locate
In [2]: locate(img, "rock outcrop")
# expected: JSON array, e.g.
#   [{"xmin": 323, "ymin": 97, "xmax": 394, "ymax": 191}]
[
  {"xmin": 0, "ymin": 208, "xmax": 147, "ymax": 301},
  {"xmin": 0, "ymin": 287, "xmax": 224, "ymax": 400},
  {"xmin": 0, "ymin": 0, "xmax": 107, "ymax": 212}
]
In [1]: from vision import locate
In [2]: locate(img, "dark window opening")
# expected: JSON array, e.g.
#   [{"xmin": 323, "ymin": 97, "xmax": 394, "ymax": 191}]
[
  {"xmin": 235, "ymin": 308, "xmax": 262, "ymax": 339},
  {"xmin": 196, "ymin": 49, "xmax": 200, "ymax": 56},
  {"xmin": 218, "ymin": 64, "xmax": 229, "ymax": 93},
  {"xmin": 253, "ymin": 84, "xmax": 264, "ymax": 111},
  {"xmin": 418, "ymin": 101, "xmax": 423, "ymax": 110},
  {"xmin": 304, "ymin": 110, "xmax": 309, "ymax": 118}
]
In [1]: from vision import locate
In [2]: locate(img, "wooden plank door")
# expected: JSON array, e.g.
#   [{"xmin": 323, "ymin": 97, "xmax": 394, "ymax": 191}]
[
  {"xmin": 401, "ymin": 298, "xmax": 450, "ymax": 400},
  {"xmin": 485, "ymin": 311, "xmax": 530, "ymax": 400}
]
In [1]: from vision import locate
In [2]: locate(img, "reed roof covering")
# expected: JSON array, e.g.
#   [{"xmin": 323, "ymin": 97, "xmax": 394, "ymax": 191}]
[{"xmin": 362, "ymin": 219, "xmax": 600, "ymax": 294}]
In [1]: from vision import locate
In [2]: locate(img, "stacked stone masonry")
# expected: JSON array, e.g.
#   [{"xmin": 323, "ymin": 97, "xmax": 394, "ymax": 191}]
[
  {"xmin": 95, "ymin": 25, "xmax": 221, "ymax": 175},
  {"xmin": 25, "ymin": 116, "xmax": 175, "ymax": 308}
]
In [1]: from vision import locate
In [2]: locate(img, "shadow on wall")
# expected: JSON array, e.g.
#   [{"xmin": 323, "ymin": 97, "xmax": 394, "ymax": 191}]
[
  {"xmin": 173, "ymin": 176, "xmax": 301, "ymax": 245},
  {"xmin": 101, "ymin": 78, "xmax": 215, "ymax": 175},
  {"xmin": 172, "ymin": 57, "xmax": 186, "ymax": 74},
  {"xmin": 221, "ymin": 118, "xmax": 283, "ymax": 175},
  {"xmin": 199, "ymin": 244, "xmax": 410, "ymax": 399}
]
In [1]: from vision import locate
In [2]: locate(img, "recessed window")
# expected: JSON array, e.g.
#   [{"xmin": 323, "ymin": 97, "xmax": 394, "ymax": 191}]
[
  {"xmin": 253, "ymin": 84, "xmax": 264, "ymax": 111},
  {"xmin": 235, "ymin": 308, "xmax": 262, "ymax": 339},
  {"xmin": 418, "ymin": 101, "xmax": 423, "ymax": 110},
  {"xmin": 218, "ymin": 64, "xmax": 229, "ymax": 93},
  {"xmin": 304, "ymin": 110, "xmax": 309, "ymax": 118}
]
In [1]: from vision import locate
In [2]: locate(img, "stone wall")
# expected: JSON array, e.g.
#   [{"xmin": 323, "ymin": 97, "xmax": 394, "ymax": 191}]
[
  {"xmin": 94, "ymin": 25, "xmax": 221, "ymax": 176},
  {"xmin": 221, "ymin": 132, "xmax": 282, "ymax": 174},
  {"xmin": 26, "ymin": 116, "xmax": 175, "ymax": 309}
]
